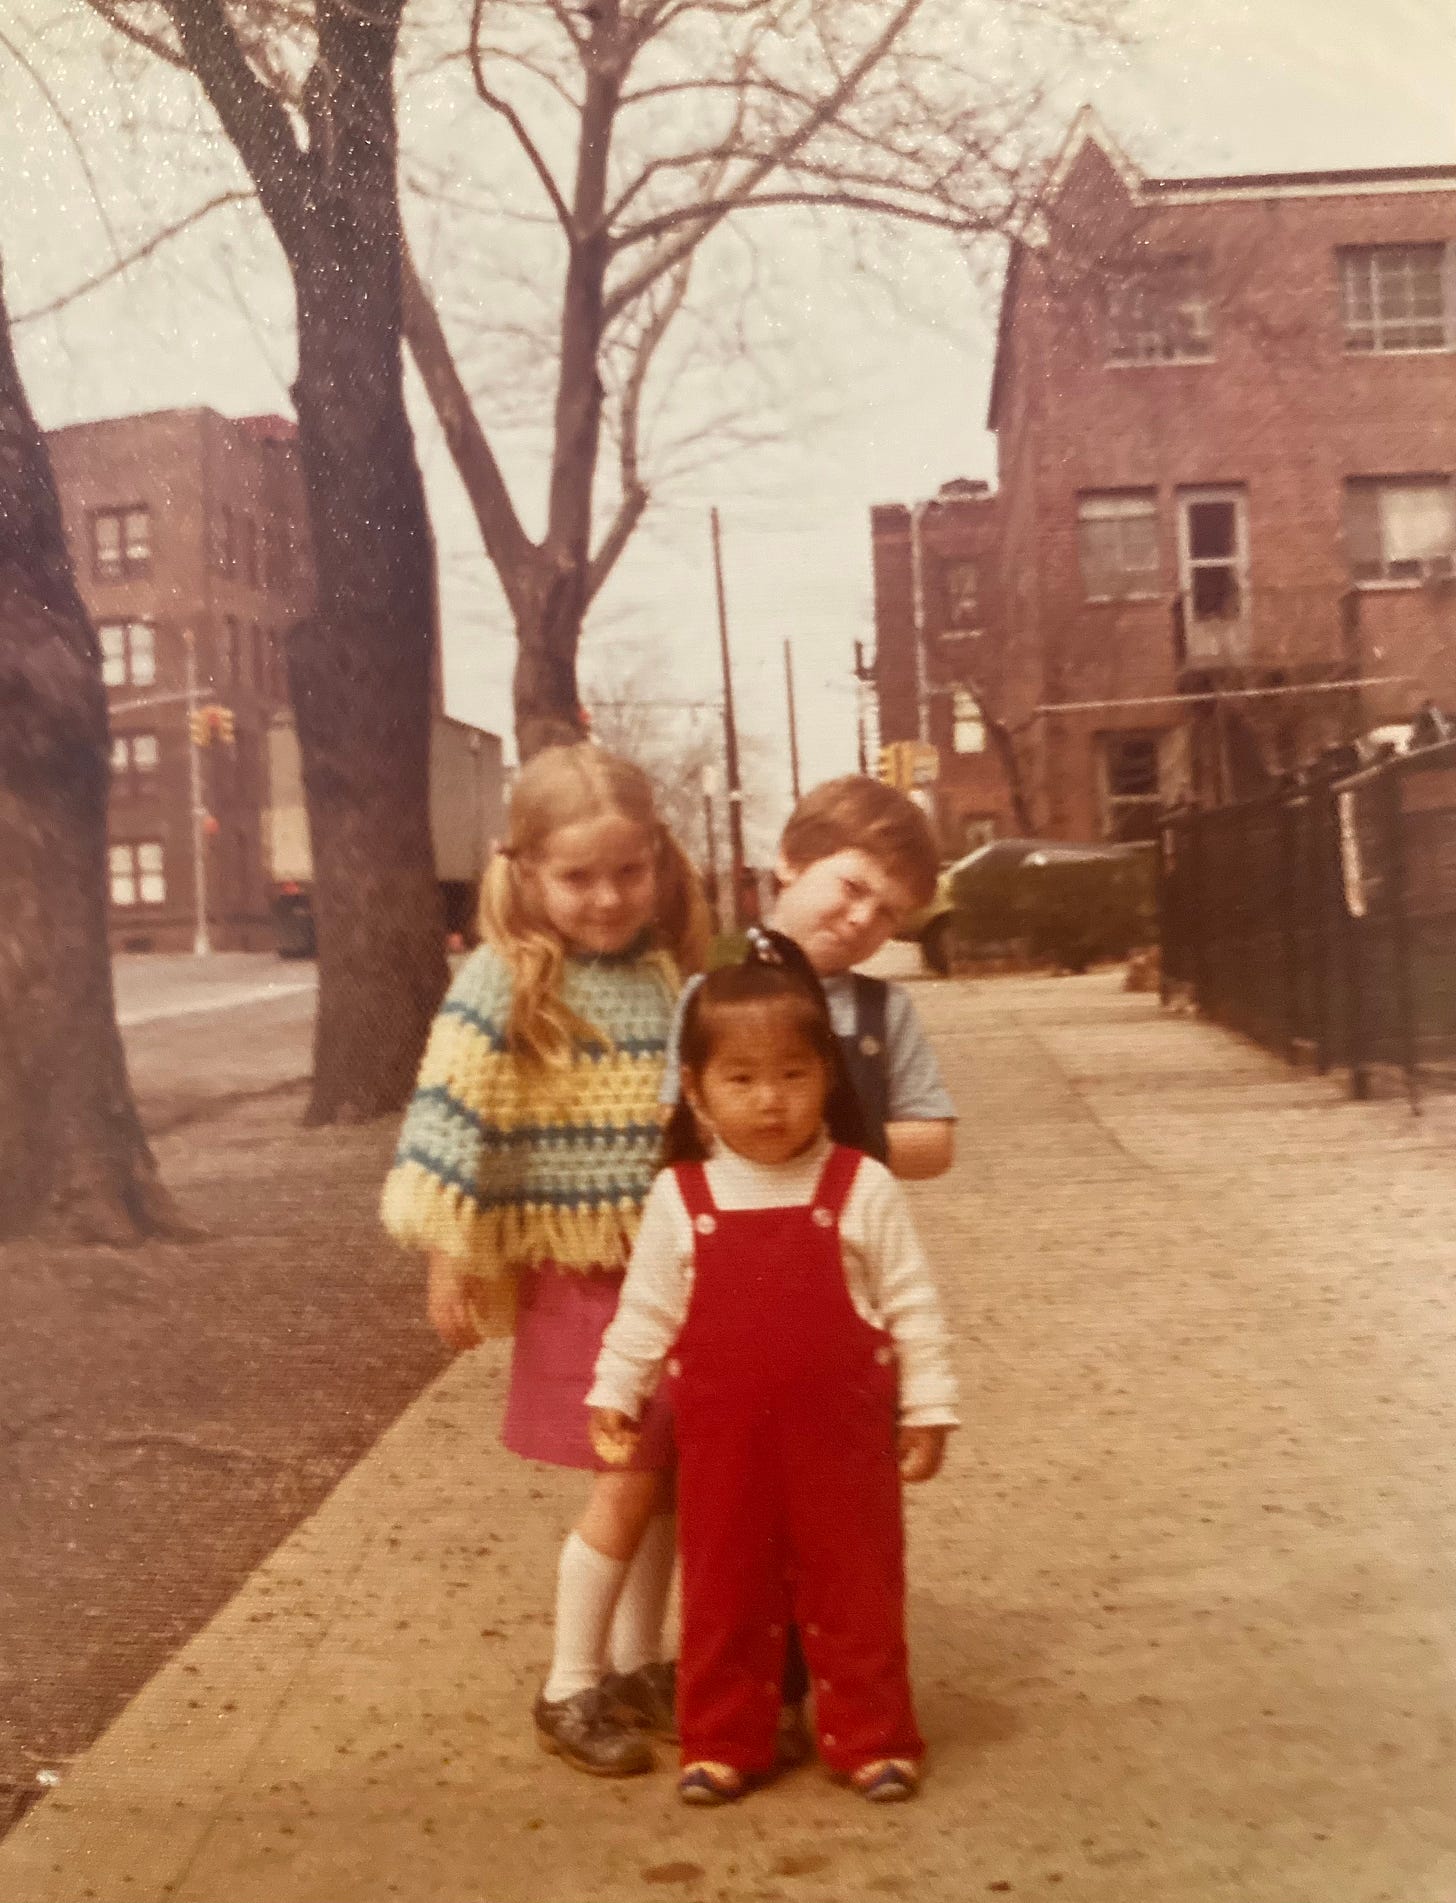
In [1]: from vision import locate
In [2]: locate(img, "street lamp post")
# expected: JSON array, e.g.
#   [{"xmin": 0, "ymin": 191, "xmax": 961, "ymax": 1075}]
[
  {"xmin": 183, "ymin": 629, "xmax": 211, "ymax": 956},
  {"xmin": 783, "ymin": 638, "xmax": 802, "ymax": 803},
  {"xmin": 709, "ymin": 507, "xmax": 747, "ymax": 928}
]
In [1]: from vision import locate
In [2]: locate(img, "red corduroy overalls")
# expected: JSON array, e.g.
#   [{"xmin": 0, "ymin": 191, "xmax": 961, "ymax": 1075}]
[{"xmin": 665, "ymin": 1145, "xmax": 924, "ymax": 1777}]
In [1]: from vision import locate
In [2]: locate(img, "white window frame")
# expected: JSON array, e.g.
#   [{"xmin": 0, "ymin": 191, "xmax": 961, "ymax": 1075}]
[
  {"xmin": 1097, "ymin": 731, "xmax": 1163, "ymax": 842},
  {"xmin": 1078, "ymin": 491, "xmax": 1161, "ymax": 602},
  {"xmin": 1176, "ymin": 487, "xmax": 1251, "ymax": 664},
  {"xmin": 1339, "ymin": 244, "xmax": 1453, "ymax": 355},
  {"xmin": 1344, "ymin": 475, "xmax": 1456, "ymax": 584},
  {"xmin": 109, "ymin": 840, "xmax": 166, "ymax": 908},
  {"xmin": 110, "ymin": 732, "xmax": 160, "ymax": 789},
  {"xmin": 951, "ymin": 687, "xmax": 987, "ymax": 754},
  {"xmin": 1106, "ymin": 256, "xmax": 1214, "ymax": 367},
  {"xmin": 941, "ymin": 561, "xmax": 982, "ymax": 635},
  {"xmin": 98, "ymin": 621, "xmax": 157, "ymax": 689},
  {"xmin": 93, "ymin": 506, "xmax": 151, "ymax": 580}
]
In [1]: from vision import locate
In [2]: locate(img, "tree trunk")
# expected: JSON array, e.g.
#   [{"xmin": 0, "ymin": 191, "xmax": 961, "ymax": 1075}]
[
  {"xmin": 287, "ymin": 58, "xmax": 447, "ymax": 1123},
  {"xmin": 0, "ymin": 261, "xmax": 187, "ymax": 1241},
  {"xmin": 514, "ymin": 568, "xmax": 591, "ymax": 760}
]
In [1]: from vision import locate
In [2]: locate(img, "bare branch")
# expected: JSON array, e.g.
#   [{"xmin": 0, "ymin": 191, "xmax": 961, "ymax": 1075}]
[
  {"xmin": 0, "ymin": 20, "xmax": 126, "ymax": 262},
  {"xmin": 14, "ymin": 191, "xmax": 255, "ymax": 326},
  {"xmin": 616, "ymin": 185, "xmax": 998, "ymax": 257},
  {"xmin": 156, "ymin": 0, "xmax": 308, "ymax": 256},
  {"xmin": 468, "ymin": 0, "xmax": 574, "ymax": 232},
  {"xmin": 399, "ymin": 243, "xmax": 539, "ymax": 610},
  {"xmin": 603, "ymin": 0, "xmax": 928, "ymax": 319}
]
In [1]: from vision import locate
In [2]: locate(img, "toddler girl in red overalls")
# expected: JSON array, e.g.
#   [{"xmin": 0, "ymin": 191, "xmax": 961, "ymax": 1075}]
[{"xmin": 589, "ymin": 937, "xmax": 958, "ymax": 1805}]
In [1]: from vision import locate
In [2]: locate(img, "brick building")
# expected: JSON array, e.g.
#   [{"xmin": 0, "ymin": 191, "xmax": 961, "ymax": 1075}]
[
  {"xmin": 49, "ymin": 407, "xmax": 311, "ymax": 950},
  {"xmin": 872, "ymin": 114, "xmax": 1456, "ymax": 846},
  {"xmin": 870, "ymin": 478, "xmax": 1022, "ymax": 855}
]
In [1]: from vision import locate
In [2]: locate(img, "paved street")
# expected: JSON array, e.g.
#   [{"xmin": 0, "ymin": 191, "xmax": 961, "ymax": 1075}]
[
  {"xmin": 4, "ymin": 968, "xmax": 1456, "ymax": 1902},
  {"xmin": 113, "ymin": 954, "xmax": 316, "ymax": 1133}
]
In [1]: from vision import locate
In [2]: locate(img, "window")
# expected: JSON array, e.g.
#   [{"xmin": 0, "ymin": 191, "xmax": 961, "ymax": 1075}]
[
  {"xmin": 109, "ymin": 840, "xmax": 166, "ymax": 907},
  {"xmin": 942, "ymin": 561, "xmax": 981, "ymax": 634},
  {"xmin": 1078, "ymin": 492, "xmax": 1160, "ymax": 600},
  {"xmin": 1099, "ymin": 732, "xmax": 1162, "ymax": 842},
  {"xmin": 1175, "ymin": 487, "xmax": 1250, "ymax": 664},
  {"xmin": 92, "ymin": 506, "xmax": 151, "ymax": 580},
  {"xmin": 98, "ymin": 621, "xmax": 156, "ymax": 689},
  {"xmin": 110, "ymin": 732, "xmax": 160, "ymax": 794},
  {"xmin": 242, "ymin": 515, "xmax": 258, "ymax": 588},
  {"xmin": 1105, "ymin": 257, "xmax": 1212, "ymax": 365},
  {"xmin": 264, "ymin": 520, "xmax": 293, "ymax": 589},
  {"xmin": 1339, "ymin": 244, "xmax": 1451, "ymax": 353},
  {"xmin": 1344, "ymin": 476, "xmax": 1456, "ymax": 582},
  {"xmin": 216, "ymin": 504, "xmax": 235, "ymax": 575},
  {"xmin": 952, "ymin": 688, "xmax": 987, "ymax": 755}
]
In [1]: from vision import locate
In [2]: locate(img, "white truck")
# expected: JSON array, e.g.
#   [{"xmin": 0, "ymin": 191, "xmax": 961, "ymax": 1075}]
[{"xmin": 263, "ymin": 711, "xmax": 506, "ymax": 956}]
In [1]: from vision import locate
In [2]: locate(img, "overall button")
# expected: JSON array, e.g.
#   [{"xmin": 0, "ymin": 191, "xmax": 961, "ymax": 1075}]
[
  {"xmin": 874, "ymin": 1344, "xmax": 895, "ymax": 1366},
  {"xmin": 823, "ymin": 1732, "xmax": 837, "ymax": 1749},
  {"xmin": 665, "ymin": 1357, "xmax": 683, "ymax": 1378},
  {"xmin": 859, "ymin": 1034, "xmax": 882, "ymax": 1058},
  {"xmin": 811, "ymin": 1207, "xmax": 834, "ymax": 1229},
  {"xmin": 693, "ymin": 1212, "xmax": 717, "ymax": 1235}
]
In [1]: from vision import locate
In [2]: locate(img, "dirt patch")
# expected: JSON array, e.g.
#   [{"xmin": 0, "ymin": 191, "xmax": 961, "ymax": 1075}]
[{"xmin": 0, "ymin": 1086, "xmax": 446, "ymax": 1835}]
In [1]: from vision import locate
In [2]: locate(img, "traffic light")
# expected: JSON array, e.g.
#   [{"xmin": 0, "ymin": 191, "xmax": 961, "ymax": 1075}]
[
  {"xmin": 188, "ymin": 704, "xmax": 236, "ymax": 747},
  {"xmin": 877, "ymin": 742, "xmax": 903, "ymax": 788}
]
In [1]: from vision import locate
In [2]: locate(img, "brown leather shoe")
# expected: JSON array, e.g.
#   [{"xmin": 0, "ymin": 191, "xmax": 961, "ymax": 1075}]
[
  {"xmin": 603, "ymin": 1660, "xmax": 678, "ymax": 1740},
  {"xmin": 533, "ymin": 1686, "xmax": 655, "ymax": 1777}
]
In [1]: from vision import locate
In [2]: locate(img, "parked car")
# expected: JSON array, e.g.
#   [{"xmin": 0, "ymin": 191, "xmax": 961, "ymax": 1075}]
[{"xmin": 900, "ymin": 836, "xmax": 1157, "ymax": 975}]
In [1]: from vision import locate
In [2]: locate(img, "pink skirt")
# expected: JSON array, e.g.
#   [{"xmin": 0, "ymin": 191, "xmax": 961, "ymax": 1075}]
[{"xmin": 502, "ymin": 1264, "xmax": 675, "ymax": 1473}]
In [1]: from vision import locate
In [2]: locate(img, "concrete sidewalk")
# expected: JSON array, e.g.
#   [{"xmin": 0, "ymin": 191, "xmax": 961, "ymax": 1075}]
[{"xmin": 5, "ymin": 972, "xmax": 1456, "ymax": 1903}]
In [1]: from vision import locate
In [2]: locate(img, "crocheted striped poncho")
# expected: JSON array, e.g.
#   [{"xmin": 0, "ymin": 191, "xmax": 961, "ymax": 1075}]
[{"xmin": 380, "ymin": 943, "xmax": 678, "ymax": 1281}]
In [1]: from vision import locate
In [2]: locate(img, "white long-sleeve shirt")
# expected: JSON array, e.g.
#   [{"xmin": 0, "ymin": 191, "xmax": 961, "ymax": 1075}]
[{"xmin": 588, "ymin": 1136, "xmax": 959, "ymax": 1430}]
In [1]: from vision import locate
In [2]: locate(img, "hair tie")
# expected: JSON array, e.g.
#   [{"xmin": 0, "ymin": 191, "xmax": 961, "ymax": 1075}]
[{"xmin": 744, "ymin": 924, "xmax": 785, "ymax": 966}]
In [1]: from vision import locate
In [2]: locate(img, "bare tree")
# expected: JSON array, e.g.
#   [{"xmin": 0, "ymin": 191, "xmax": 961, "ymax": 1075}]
[
  {"xmin": 84, "ymin": 0, "xmax": 448, "ymax": 1124},
  {"xmin": 0, "ymin": 253, "xmax": 189, "ymax": 1240},
  {"xmin": 402, "ymin": 0, "xmax": 1120, "ymax": 755}
]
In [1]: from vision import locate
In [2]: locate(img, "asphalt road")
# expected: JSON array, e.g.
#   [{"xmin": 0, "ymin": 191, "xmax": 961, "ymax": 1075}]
[{"xmin": 113, "ymin": 953, "xmax": 317, "ymax": 1132}]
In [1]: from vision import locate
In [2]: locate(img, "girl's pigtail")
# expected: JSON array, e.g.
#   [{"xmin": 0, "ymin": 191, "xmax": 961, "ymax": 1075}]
[
  {"xmin": 478, "ymin": 848, "xmax": 581, "ymax": 1064},
  {"xmin": 654, "ymin": 828, "xmax": 713, "ymax": 976},
  {"xmin": 660, "ymin": 1096, "xmax": 709, "ymax": 1167}
]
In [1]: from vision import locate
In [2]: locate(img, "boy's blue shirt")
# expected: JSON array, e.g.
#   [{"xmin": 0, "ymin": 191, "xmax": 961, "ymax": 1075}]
[{"xmin": 659, "ymin": 967, "xmax": 955, "ymax": 1122}]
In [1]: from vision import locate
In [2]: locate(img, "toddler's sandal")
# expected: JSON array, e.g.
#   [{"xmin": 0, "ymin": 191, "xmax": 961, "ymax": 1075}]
[
  {"xmin": 849, "ymin": 1758, "xmax": 920, "ymax": 1803},
  {"xmin": 678, "ymin": 1761, "xmax": 746, "ymax": 1807}
]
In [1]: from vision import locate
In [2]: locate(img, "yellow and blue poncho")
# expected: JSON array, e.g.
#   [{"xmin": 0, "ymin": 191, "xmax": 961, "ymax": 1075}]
[{"xmin": 380, "ymin": 942, "xmax": 677, "ymax": 1278}]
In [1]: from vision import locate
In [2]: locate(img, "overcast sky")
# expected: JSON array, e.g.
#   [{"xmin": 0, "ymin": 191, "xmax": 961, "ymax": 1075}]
[{"xmin": 3, "ymin": 0, "xmax": 1453, "ymax": 849}]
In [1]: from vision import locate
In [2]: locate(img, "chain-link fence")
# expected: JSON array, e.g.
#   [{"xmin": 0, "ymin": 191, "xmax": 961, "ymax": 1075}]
[{"xmin": 1159, "ymin": 738, "xmax": 1456, "ymax": 1106}]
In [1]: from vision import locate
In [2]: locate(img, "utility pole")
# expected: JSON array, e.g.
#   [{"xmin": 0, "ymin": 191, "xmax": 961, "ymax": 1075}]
[
  {"xmin": 701, "ymin": 767, "xmax": 719, "ymax": 932},
  {"xmin": 710, "ymin": 507, "xmax": 747, "ymax": 928},
  {"xmin": 854, "ymin": 640, "xmax": 873, "ymax": 776},
  {"xmin": 783, "ymin": 639, "xmax": 801, "ymax": 803},
  {"xmin": 183, "ymin": 628, "xmax": 211, "ymax": 956}
]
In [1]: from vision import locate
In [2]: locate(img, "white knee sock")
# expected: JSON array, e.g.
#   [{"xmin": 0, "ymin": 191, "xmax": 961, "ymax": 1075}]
[
  {"xmin": 607, "ymin": 1513, "xmax": 677, "ymax": 1676},
  {"xmin": 543, "ymin": 1532, "xmax": 627, "ymax": 1704}
]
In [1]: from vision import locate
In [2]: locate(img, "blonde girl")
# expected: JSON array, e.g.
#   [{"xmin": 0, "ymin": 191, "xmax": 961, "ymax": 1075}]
[{"xmin": 382, "ymin": 745, "xmax": 710, "ymax": 1778}]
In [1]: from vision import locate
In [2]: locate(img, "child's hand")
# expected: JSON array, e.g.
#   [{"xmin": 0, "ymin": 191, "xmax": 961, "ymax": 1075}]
[
  {"xmin": 897, "ymin": 1424, "xmax": 949, "ymax": 1483},
  {"xmin": 427, "ymin": 1255, "xmax": 483, "ymax": 1353},
  {"xmin": 589, "ymin": 1408, "xmax": 641, "ymax": 1469}
]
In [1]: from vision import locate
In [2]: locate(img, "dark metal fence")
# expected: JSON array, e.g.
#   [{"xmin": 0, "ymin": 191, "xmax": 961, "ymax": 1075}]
[{"xmin": 1159, "ymin": 738, "xmax": 1456, "ymax": 1107}]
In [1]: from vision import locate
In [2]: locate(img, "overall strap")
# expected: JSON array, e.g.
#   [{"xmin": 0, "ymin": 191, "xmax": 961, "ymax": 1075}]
[
  {"xmin": 673, "ymin": 1160, "xmax": 717, "ymax": 1221},
  {"xmin": 812, "ymin": 1144, "xmax": 863, "ymax": 1219}
]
